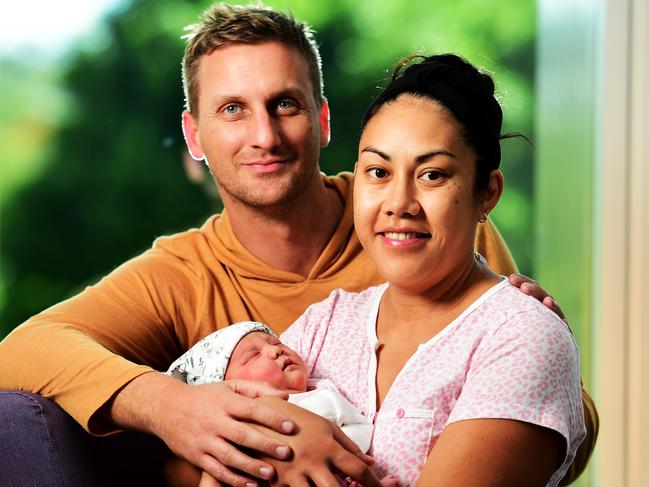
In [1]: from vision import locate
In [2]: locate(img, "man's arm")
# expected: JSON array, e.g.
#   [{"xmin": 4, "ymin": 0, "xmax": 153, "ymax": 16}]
[
  {"xmin": 0, "ymin": 246, "xmax": 308, "ymax": 486},
  {"xmin": 108, "ymin": 373, "xmax": 299, "ymax": 487},
  {"xmin": 0, "ymin": 249, "xmax": 193, "ymax": 432}
]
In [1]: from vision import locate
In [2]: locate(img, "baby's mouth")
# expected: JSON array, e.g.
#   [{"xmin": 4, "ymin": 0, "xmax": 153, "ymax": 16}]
[{"xmin": 280, "ymin": 357, "xmax": 293, "ymax": 370}]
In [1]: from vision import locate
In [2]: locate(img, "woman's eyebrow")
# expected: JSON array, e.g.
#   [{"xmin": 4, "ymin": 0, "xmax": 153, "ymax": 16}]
[
  {"xmin": 415, "ymin": 150, "xmax": 456, "ymax": 163},
  {"xmin": 361, "ymin": 146, "xmax": 456, "ymax": 163},
  {"xmin": 360, "ymin": 146, "xmax": 390, "ymax": 161}
]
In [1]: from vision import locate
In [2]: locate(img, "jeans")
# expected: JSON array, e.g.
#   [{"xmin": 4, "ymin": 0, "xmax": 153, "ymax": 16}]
[{"xmin": 0, "ymin": 391, "xmax": 168, "ymax": 487}]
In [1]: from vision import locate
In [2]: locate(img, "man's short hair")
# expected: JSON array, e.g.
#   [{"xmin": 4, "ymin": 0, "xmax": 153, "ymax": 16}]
[{"xmin": 182, "ymin": 3, "xmax": 324, "ymax": 114}]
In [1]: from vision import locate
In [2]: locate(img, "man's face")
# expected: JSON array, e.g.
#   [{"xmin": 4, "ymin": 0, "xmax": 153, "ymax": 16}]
[
  {"xmin": 183, "ymin": 41, "xmax": 330, "ymax": 210},
  {"xmin": 225, "ymin": 332, "xmax": 308, "ymax": 392}
]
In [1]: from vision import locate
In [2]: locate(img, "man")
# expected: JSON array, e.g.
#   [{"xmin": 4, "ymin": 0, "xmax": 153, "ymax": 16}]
[{"xmin": 0, "ymin": 3, "xmax": 596, "ymax": 486}]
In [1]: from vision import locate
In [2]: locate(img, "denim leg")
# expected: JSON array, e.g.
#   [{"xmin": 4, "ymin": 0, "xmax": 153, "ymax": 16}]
[{"xmin": 0, "ymin": 391, "xmax": 168, "ymax": 487}]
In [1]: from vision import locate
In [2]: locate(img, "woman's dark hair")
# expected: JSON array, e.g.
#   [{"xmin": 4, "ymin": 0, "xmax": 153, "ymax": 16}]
[{"xmin": 361, "ymin": 53, "xmax": 525, "ymax": 194}]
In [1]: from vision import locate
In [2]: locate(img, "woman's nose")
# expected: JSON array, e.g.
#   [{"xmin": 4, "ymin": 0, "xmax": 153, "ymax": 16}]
[{"xmin": 383, "ymin": 179, "xmax": 421, "ymax": 217}]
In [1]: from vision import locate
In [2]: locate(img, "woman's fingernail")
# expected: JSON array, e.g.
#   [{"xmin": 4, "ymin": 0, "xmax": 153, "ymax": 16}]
[
  {"xmin": 281, "ymin": 420, "xmax": 293, "ymax": 433},
  {"xmin": 259, "ymin": 467, "xmax": 273, "ymax": 479},
  {"xmin": 246, "ymin": 482, "xmax": 257, "ymax": 487},
  {"xmin": 276, "ymin": 445, "xmax": 290, "ymax": 458}
]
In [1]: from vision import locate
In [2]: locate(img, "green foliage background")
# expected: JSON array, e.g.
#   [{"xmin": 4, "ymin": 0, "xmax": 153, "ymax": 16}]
[{"xmin": 0, "ymin": 0, "xmax": 535, "ymax": 337}]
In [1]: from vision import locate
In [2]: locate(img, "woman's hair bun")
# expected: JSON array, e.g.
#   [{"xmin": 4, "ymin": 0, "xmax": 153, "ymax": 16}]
[
  {"xmin": 360, "ymin": 52, "xmax": 510, "ymax": 193},
  {"xmin": 395, "ymin": 54, "xmax": 496, "ymax": 98}
]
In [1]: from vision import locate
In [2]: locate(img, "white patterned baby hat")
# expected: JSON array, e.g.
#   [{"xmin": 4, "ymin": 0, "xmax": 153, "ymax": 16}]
[{"xmin": 166, "ymin": 321, "xmax": 276, "ymax": 385}]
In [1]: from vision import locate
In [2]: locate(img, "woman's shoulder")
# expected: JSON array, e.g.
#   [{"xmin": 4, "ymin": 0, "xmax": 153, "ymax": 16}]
[
  {"xmin": 490, "ymin": 282, "xmax": 567, "ymax": 321},
  {"xmin": 479, "ymin": 281, "xmax": 576, "ymax": 347}
]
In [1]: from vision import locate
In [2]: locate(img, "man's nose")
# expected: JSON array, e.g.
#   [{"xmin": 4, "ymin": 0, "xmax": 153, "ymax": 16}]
[{"xmin": 249, "ymin": 111, "xmax": 282, "ymax": 150}]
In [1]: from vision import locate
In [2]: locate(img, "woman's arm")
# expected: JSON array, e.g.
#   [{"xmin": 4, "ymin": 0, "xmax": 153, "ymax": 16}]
[
  {"xmin": 416, "ymin": 300, "xmax": 585, "ymax": 487},
  {"xmin": 477, "ymin": 220, "xmax": 598, "ymax": 483},
  {"xmin": 560, "ymin": 386, "xmax": 598, "ymax": 485},
  {"xmin": 417, "ymin": 418, "xmax": 564, "ymax": 487}
]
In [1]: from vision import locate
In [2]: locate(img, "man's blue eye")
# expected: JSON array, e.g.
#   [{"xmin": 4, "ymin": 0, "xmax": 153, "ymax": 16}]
[
  {"xmin": 278, "ymin": 100, "xmax": 296, "ymax": 110},
  {"xmin": 224, "ymin": 105, "xmax": 239, "ymax": 114}
]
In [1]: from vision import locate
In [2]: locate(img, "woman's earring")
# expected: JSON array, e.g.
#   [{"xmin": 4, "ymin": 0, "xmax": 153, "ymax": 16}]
[{"xmin": 478, "ymin": 211, "xmax": 488, "ymax": 223}]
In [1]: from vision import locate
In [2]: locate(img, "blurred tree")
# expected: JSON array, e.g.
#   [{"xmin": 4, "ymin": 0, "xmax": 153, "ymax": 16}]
[
  {"xmin": 0, "ymin": 0, "xmax": 535, "ymax": 337},
  {"xmin": 1, "ymin": 0, "xmax": 215, "ymax": 333}
]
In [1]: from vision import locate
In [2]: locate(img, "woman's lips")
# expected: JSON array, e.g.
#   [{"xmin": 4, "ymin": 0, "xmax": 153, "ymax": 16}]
[
  {"xmin": 378, "ymin": 231, "xmax": 430, "ymax": 249},
  {"xmin": 382, "ymin": 231, "xmax": 428, "ymax": 240}
]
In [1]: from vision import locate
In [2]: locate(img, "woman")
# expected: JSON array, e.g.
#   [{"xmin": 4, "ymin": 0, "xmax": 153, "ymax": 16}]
[
  {"xmin": 197, "ymin": 53, "xmax": 585, "ymax": 487},
  {"xmin": 275, "ymin": 53, "xmax": 585, "ymax": 486}
]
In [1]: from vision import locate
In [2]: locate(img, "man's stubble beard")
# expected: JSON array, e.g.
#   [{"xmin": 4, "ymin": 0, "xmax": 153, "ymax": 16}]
[{"xmin": 214, "ymin": 166, "xmax": 320, "ymax": 219}]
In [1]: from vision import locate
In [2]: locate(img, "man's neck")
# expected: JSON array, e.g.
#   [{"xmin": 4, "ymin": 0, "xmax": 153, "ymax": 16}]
[{"xmin": 224, "ymin": 174, "xmax": 344, "ymax": 277}]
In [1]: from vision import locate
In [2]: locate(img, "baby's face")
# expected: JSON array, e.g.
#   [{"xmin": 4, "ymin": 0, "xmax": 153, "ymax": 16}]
[{"xmin": 225, "ymin": 332, "xmax": 308, "ymax": 392}]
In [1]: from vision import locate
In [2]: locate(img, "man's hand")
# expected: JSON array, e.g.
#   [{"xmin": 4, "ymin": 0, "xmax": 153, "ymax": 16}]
[
  {"xmin": 508, "ymin": 274, "xmax": 566, "ymax": 321},
  {"xmin": 248, "ymin": 396, "xmax": 382, "ymax": 487},
  {"xmin": 109, "ymin": 372, "xmax": 296, "ymax": 487}
]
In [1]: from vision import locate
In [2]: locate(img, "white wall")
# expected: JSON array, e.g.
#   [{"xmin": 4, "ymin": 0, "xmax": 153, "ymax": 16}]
[{"xmin": 537, "ymin": 0, "xmax": 649, "ymax": 485}]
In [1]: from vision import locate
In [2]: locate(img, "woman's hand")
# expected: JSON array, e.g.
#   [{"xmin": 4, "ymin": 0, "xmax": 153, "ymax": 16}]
[
  {"xmin": 247, "ymin": 396, "xmax": 382, "ymax": 486},
  {"xmin": 508, "ymin": 274, "xmax": 566, "ymax": 321}
]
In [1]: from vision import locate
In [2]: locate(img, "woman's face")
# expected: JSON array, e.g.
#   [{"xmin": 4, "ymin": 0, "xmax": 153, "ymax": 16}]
[{"xmin": 354, "ymin": 95, "xmax": 500, "ymax": 294}]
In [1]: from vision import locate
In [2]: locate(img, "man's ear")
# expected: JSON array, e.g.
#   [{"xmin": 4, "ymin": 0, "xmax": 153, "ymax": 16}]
[
  {"xmin": 319, "ymin": 98, "xmax": 331, "ymax": 148},
  {"xmin": 182, "ymin": 110, "xmax": 205, "ymax": 160},
  {"xmin": 481, "ymin": 169, "xmax": 504, "ymax": 216}
]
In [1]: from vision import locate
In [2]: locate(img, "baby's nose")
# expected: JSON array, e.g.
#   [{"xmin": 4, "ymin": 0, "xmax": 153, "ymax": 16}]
[{"xmin": 267, "ymin": 345, "xmax": 282, "ymax": 358}]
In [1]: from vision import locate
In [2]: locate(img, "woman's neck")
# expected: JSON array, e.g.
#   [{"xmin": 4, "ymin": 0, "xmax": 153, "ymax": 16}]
[
  {"xmin": 380, "ymin": 255, "xmax": 500, "ymax": 333},
  {"xmin": 373, "ymin": 256, "xmax": 502, "ymax": 409}
]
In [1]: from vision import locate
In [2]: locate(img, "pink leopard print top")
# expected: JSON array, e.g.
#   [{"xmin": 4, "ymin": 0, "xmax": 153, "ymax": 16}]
[{"xmin": 281, "ymin": 280, "xmax": 585, "ymax": 486}]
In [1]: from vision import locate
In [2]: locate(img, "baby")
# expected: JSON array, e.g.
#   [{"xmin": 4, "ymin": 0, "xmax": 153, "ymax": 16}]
[{"xmin": 166, "ymin": 321, "xmax": 398, "ymax": 486}]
